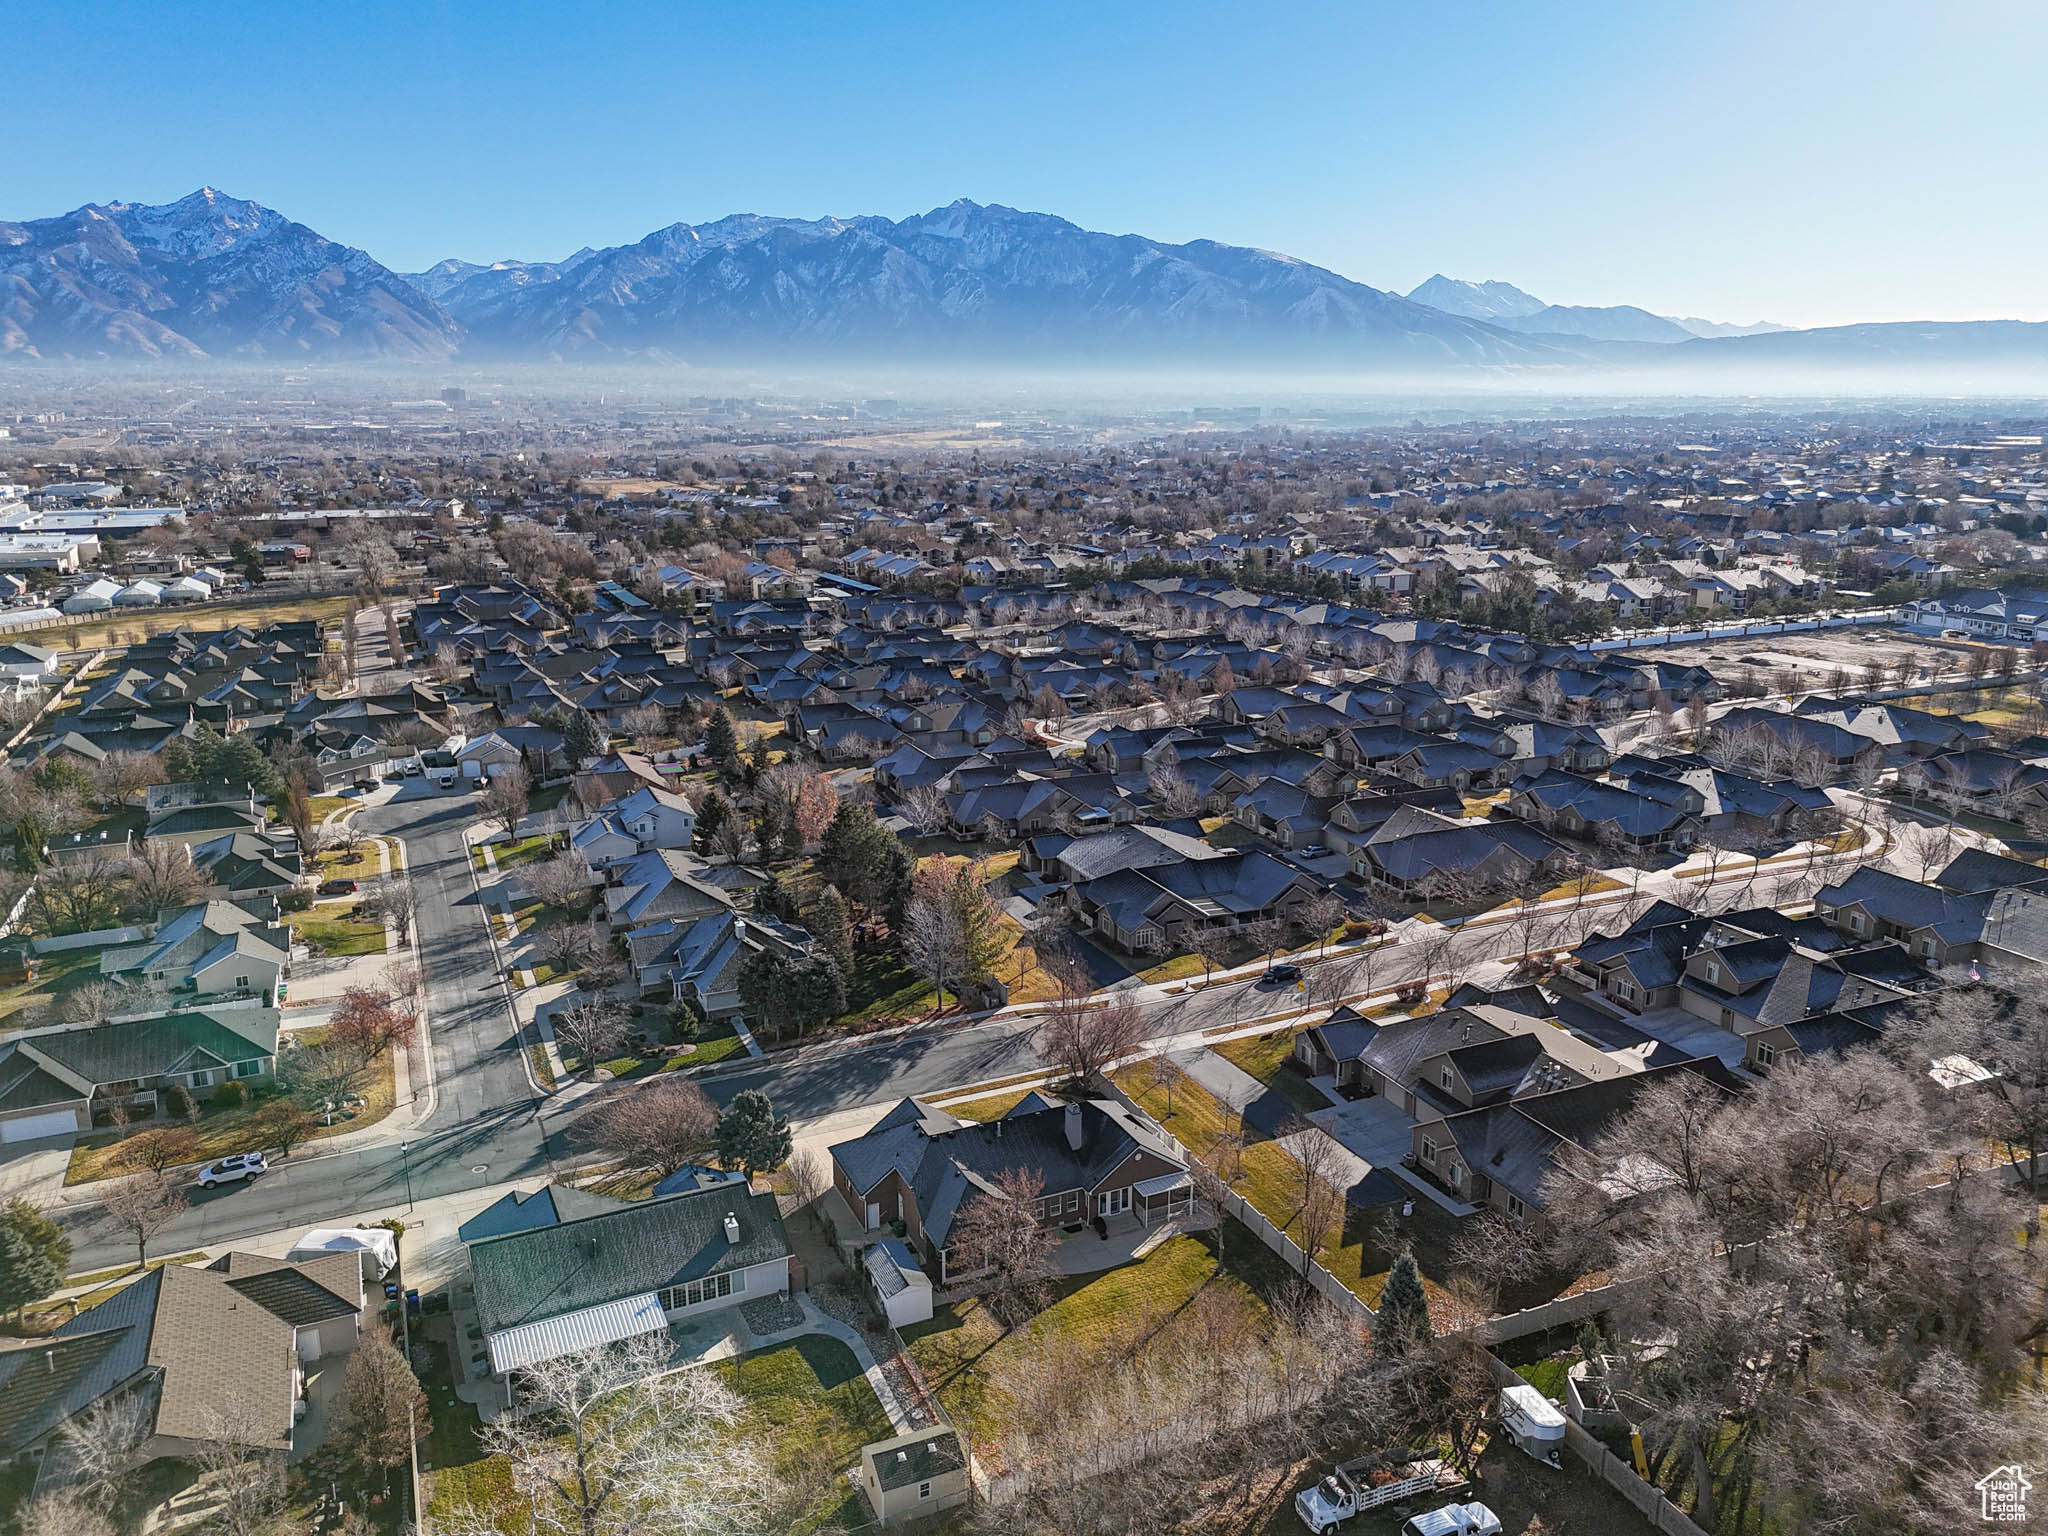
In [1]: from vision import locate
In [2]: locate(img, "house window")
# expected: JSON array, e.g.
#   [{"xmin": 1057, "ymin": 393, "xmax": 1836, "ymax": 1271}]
[
  {"xmin": 1703, "ymin": 961, "xmax": 1720, "ymax": 985},
  {"xmin": 1917, "ymin": 937, "xmax": 1936, "ymax": 959},
  {"xmin": 1064, "ymin": 1190, "xmax": 1080, "ymax": 1214},
  {"xmin": 1448, "ymin": 1164, "xmax": 1464, "ymax": 1192},
  {"xmin": 1755, "ymin": 1042, "xmax": 1778, "ymax": 1070},
  {"xmin": 1506, "ymin": 1193, "xmax": 1526, "ymax": 1220},
  {"xmin": 186, "ymin": 1069, "xmax": 215, "ymax": 1088},
  {"xmin": 918, "ymin": 1482, "xmax": 933, "ymax": 1501},
  {"xmin": 1420, "ymin": 1138, "xmax": 1437, "ymax": 1165},
  {"xmin": 659, "ymin": 1271, "xmax": 741, "ymax": 1311},
  {"xmin": 235, "ymin": 976, "xmax": 250, "ymax": 990},
  {"xmin": 1848, "ymin": 913, "xmax": 1866, "ymax": 935},
  {"xmin": 1613, "ymin": 979, "xmax": 1636, "ymax": 1002},
  {"xmin": 234, "ymin": 1060, "xmax": 262, "ymax": 1079},
  {"xmin": 1134, "ymin": 924, "xmax": 1163, "ymax": 949},
  {"xmin": 1439, "ymin": 1068, "xmax": 1453, "ymax": 1091}
]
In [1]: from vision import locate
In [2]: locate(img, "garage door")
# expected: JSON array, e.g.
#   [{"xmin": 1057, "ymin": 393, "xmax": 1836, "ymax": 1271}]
[{"xmin": 1, "ymin": 1110, "xmax": 80, "ymax": 1144}]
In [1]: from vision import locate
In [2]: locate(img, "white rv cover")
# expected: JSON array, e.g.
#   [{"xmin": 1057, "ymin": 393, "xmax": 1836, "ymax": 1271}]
[{"xmin": 288, "ymin": 1226, "xmax": 399, "ymax": 1278}]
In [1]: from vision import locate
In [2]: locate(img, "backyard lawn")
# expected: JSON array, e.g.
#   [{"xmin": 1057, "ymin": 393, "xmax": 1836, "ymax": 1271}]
[
  {"xmin": 902, "ymin": 1224, "xmax": 1291, "ymax": 1453},
  {"xmin": 1210, "ymin": 1030, "xmax": 1329, "ymax": 1117},
  {"xmin": 724, "ymin": 1336, "xmax": 895, "ymax": 1532},
  {"xmin": 1111, "ymin": 1066, "xmax": 1446, "ymax": 1317},
  {"xmin": 0, "ymin": 944, "xmax": 114, "ymax": 1031}
]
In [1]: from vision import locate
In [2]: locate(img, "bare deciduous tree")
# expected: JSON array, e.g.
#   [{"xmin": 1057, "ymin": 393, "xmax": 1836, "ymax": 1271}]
[
  {"xmin": 1042, "ymin": 993, "xmax": 1147, "ymax": 1085},
  {"xmin": 552, "ymin": 997, "xmax": 629, "ymax": 1074},
  {"xmin": 583, "ymin": 1079, "xmax": 720, "ymax": 1175},
  {"xmin": 946, "ymin": 1167, "xmax": 1061, "ymax": 1326},
  {"xmin": 437, "ymin": 1335, "xmax": 771, "ymax": 1536},
  {"xmin": 102, "ymin": 1172, "xmax": 188, "ymax": 1270}
]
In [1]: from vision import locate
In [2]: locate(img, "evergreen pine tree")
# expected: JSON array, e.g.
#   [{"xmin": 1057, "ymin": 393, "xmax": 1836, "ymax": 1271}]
[
  {"xmin": 705, "ymin": 707, "xmax": 741, "ymax": 773},
  {"xmin": 715, "ymin": 1089, "xmax": 792, "ymax": 1178},
  {"xmin": 807, "ymin": 885, "xmax": 855, "ymax": 978},
  {"xmin": 0, "ymin": 1197, "xmax": 71, "ymax": 1322},
  {"xmin": 1373, "ymin": 1250, "xmax": 1432, "ymax": 1356},
  {"xmin": 563, "ymin": 708, "xmax": 604, "ymax": 768},
  {"xmin": 693, "ymin": 789, "xmax": 734, "ymax": 855}
]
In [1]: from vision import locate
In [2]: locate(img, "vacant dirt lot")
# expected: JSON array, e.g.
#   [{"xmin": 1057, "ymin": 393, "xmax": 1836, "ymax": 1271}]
[{"xmin": 1647, "ymin": 624, "xmax": 1970, "ymax": 683}]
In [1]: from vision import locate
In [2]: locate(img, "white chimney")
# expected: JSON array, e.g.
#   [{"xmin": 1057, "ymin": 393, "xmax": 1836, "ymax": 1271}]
[
  {"xmin": 723, "ymin": 1212, "xmax": 741, "ymax": 1246},
  {"xmin": 1064, "ymin": 1103, "xmax": 1083, "ymax": 1152}
]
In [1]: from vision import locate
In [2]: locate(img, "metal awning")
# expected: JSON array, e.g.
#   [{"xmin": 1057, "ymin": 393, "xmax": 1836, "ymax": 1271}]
[
  {"xmin": 486, "ymin": 1292, "xmax": 666, "ymax": 1374},
  {"xmin": 1133, "ymin": 1171, "xmax": 1193, "ymax": 1198}
]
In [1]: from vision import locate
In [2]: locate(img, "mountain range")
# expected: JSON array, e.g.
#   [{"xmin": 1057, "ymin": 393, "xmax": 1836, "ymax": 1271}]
[
  {"xmin": 1, "ymin": 189, "xmax": 2041, "ymax": 385},
  {"xmin": 1405, "ymin": 274, "xmax": 1786, "ymax": 344}
]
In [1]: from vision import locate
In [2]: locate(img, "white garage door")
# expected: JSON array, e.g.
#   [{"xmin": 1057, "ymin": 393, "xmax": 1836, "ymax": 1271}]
[{"xmin": 1, "ymin": 1110, "xmax": 80, "ymax": 1143}]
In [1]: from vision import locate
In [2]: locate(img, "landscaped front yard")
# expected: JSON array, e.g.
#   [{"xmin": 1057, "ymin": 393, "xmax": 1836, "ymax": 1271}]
[
  {"xmin": 472, "ymin": 833, "xmax": 554, "ymax": 873},
  {"xmin": 902, "ymin": 1225, "xmax": 1290, "ymax": 1453},
  {"xmin": 64, "ymin": 1029, "xmax": 398, "ymax": 1185},
  {"xmin": 287, "ymin": 908, "xmax": 389, "ymax": 957}
]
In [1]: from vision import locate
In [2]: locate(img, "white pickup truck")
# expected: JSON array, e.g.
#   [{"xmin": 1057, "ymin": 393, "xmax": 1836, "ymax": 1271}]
[
  {"xmin": 1401, "ymin": 1503, "xmax": 1501, "ymax": 1536},
  {"xmin": 1294, "ymin": 1457, "xmax": 1454, "ymax": 1532}
]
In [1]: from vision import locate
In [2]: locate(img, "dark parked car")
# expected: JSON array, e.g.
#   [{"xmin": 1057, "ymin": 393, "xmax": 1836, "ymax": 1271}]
[
  {"xmin": 318, "ymin": 879, "xmax": 359, "ymax": 896},
  {"xmin": 1260, "ymin": 962, "xmax": 1303, "ymax": 988}
]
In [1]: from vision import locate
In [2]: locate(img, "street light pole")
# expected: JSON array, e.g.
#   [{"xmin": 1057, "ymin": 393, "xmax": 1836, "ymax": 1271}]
[{"xmin": 400, "ymin": 1140, "xmax": 414, "ymax": 1211}]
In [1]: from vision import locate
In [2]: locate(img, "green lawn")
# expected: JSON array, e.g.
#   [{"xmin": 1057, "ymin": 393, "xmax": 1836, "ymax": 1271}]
[
  {"xmin": 840, "ymin": 947, "xmax": 936, "ymax": 1027},
  {"xmin": 287, "ymin": 910, "xmax": 389, "ymax": 957},
  {"xmin": 473, "ymin": 833, "xmax": 554, "ymax": 872},
  {"xmin": 942, "ymin": 1085, "xmax": 1044, "ymax": 1121},
  {"xmin": 1515, "ymin": 1356, "xmax": 1570, "ymax": 1400},
  {"xmin": 317, "ymin": 838, "xmax": 388, "ymax": 882},
  {"xmin": 1210, "ymin": 1030, "xmax": 1329, "ymax": 1117},
  {"xmin": 1112, "ymin": 1066, "xmax": 1437, "ymax": 1318},
  {"xmin": 725, "ymin": 1336, "xmax": 895, "ymax": 1532},
  {"xmin": 0, "ymin": 944, "xmax": 113, "ymax": 1031},
  {"xmin": 574, "ymin": 1018, "xmax": 747, "ymax": 1077},
  {"xmin": 902, "ymin": 1225, "xmax": 1290, "ymax": 1453}
]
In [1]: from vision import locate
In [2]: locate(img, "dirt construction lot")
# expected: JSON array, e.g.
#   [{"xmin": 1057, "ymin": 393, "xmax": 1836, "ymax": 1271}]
[{"xmin": 1646, "ymin": 624, "xmax": 1973, "ymax": 684}]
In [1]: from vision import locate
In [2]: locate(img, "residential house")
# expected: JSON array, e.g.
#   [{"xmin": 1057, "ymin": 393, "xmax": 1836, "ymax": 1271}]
[
  {"xmin": 827, "ymin": 1093, "xmax": 1191, "ymax": 1285},
  {"xmin": 0, "ymin": 1250, "xmax": 367, "ymax": 1470},
  {"xmin": 1414, "ymin": 1058, "xmax": 1742, "ymax": 1219},
  {"xmin": 1070, "ymin": 850, "xmax": 1319, "ymax": 953},
  {"xmin": 0, "ymin": 1007, "xmax": 279, "ymax": 1143},
  {"xmin": 466, "ymin": 1180, "xmax": 793, "ymax": 1377},
  {"xmin": 99, "ymin": 901, "xmax": 290, "ymax": 1005},
  {"xmin": 569, "ymin": 785, "xmax": 699, "ymax": 871}
]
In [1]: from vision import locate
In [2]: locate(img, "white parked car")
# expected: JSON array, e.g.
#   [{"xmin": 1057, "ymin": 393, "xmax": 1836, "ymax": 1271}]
[{"xmin": 196, "ymin": 1151, "xmax": 270, "ymax": 1188}]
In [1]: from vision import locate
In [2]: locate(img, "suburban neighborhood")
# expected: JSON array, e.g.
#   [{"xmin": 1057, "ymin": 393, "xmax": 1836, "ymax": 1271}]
[{"xmin": 0, "ymin": 399, "xmax": 2044, "ymax": 1536}]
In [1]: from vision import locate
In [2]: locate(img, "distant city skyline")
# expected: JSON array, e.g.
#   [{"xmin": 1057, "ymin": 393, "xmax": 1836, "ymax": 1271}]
[{"xmin": 13, "ymin": 0, "xmax": 2046, "ymax": 329}]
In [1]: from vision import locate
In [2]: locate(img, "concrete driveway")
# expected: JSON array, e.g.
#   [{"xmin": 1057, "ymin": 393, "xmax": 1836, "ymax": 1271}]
[
  {"xmin": 1309, "ymin": 1090, "xmax": 1422, "ymax": 1169},
  {"xmin": 1621, "ymin": 1005, "xmax": 1749, "ymax": 1068}
]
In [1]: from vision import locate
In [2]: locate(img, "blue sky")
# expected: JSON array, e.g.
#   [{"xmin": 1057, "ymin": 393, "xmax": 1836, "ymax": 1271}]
[{"xmin": 11, "ymin": 0, "xmax": 2046, "ymax": 327}]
